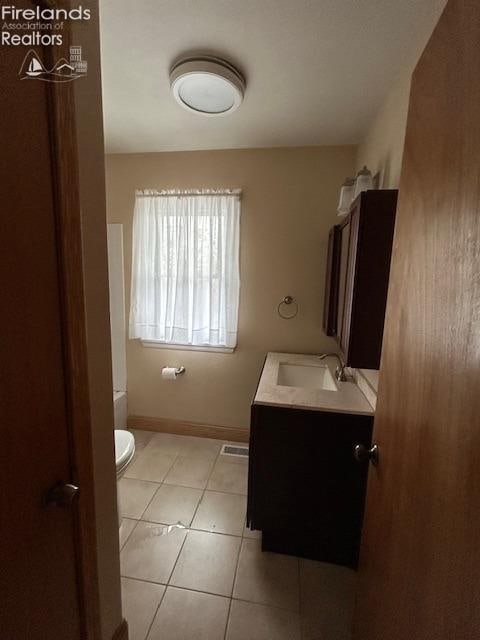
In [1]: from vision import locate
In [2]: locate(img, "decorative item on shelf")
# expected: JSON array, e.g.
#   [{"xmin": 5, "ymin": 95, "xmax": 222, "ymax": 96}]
[
  {"xmin": 353, "ymin": 165, "xmax": 374, "ymax": 198},
  {"xmin": 277, "ymin": 295, "xmax": 298, "ymax": 320},
  {"xmin": 337, "ymin": 177, "xmax": 356, "ymax": 216}
]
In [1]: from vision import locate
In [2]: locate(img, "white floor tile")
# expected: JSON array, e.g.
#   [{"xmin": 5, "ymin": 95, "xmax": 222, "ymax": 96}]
[
  {"xmin": 226, "ymin": 599, "xmax": 301, "ymax": 640},
  {"xmin": 121, "ymin": 578, "xmax": 165, "ymax": 640},
  {"xmin": 129, "ymin": 429, "xmax": 155, "ymax": 452},
  {"xmin": 191, "ymin": 491, "xmax": 247, "ymax": 536},
  {"xmin": 144, "ymin": 433, "xmax": 192, "ymax": 456},
  {"xmin": 147, "ymin": 587, "xmax": 229, "ymax": 640},
  {"xmin": 207, "ymin": 460, "xmax": 248, "ymax": 494},
  {"xmin": 233, "ymin": 538, "xmax": 300, "ymax": 611},
  {"xmin": 300, "ymin": 559, "xmax": 357, "ymax": 640},
  {"xmin": 124, "ymin": 449, "xmax": 177, "ymax": 483},
  {"xmin": 117, "ymin": 433, "xmax": 356, "ymax": 640},
  {"xmin": 119, "ymin": 518, "xmax": 138, "ymax": 550},
  {"xmin": 145, "ymin": 434, "xmax": 220, "ymax": 459},
  {"xmin": 170, "ymin": 530, "xmax": 241, "ymax": 596},
  {"xmin": 176, "ymin": 435, "xmax": 222, "ymax": 459},
  {"xmin": 118, "ymin": 478, "xmax": 159, "ymax": 519},
  {"xmin": 121, "ymin": 520, "xmax": 187, "ymax": 584},
  {"xmin": 143, "ymin": 484, "xmax": 202, "ymax": 526},
  {"xmin": 163, "ymin": 456, "xmax": 214, "ymax": 489}
]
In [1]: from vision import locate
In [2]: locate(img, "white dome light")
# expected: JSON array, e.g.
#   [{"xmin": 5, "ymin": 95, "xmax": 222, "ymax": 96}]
[{"xmin": 170, "ymin": 56, "xmax": 245, "ymax": 116}]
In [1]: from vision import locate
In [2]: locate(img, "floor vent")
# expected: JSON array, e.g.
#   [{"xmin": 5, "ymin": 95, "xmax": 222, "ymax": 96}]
[{"xmin": 221, "ymin": 444, "xmax": 249, "ymax": 458}]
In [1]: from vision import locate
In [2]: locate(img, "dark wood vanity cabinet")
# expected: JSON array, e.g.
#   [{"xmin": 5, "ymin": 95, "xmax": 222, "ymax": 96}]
[
  {"xmin": 324, "ymin": 189, "xmax": 398, "ymax": 369},
  {"xmin": 247, "ymin": 403, "xmax": 373, "ymax": 568}
]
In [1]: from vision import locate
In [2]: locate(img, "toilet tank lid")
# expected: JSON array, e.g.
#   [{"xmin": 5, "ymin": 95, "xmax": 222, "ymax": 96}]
[{"xmin": 114, "ymin": 429, "xmax": 135, "ymax": 468}]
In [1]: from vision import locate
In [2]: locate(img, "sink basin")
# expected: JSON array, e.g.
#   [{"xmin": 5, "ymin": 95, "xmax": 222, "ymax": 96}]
[{"xmin": 276, "ymin": 362, "xmax": 338, "ymax": 391}]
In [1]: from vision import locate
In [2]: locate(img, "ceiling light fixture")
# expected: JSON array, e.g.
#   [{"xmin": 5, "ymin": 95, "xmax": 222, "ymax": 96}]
[{"xmin": 169, "ymin": 56, "xmax": 245, "ymax": 116}]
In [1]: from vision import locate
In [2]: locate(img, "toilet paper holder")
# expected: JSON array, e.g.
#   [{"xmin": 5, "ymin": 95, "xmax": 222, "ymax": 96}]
[{"xmin": 162, "ymin": 365, "xmax": 186, "ymax": 379}]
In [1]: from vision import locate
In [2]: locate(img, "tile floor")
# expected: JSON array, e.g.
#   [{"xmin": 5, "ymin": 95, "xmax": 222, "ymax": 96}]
[{"xmin": 118, "ymin": 429, "xmax": 357, "ymax": 640}]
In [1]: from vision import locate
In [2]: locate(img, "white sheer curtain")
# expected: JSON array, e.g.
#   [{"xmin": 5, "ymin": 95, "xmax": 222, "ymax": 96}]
[{"xmin": 129, "ymin": 189, "xmax": 241, "ymax": 349}]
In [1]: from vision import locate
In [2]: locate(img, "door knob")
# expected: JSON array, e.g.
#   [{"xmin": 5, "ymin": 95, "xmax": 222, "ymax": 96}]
[
  {"xmin": 354, "ymin": 443, "xmax": 379, "ymax": 466},
  {"xmin": 43, "ymin": 481, "xmax": 80, "ymax": 508}
]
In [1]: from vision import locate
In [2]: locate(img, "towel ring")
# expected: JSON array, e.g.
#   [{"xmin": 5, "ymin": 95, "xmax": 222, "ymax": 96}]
[{"xmin": 277, "ymin": 295, "xmax": 298, "ymax": 320}]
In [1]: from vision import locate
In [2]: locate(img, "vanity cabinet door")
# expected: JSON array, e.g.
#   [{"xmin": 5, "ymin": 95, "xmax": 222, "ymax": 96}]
[{"xmin": 248, "ymin": 403, "xmax": 373, "ymax": 568}]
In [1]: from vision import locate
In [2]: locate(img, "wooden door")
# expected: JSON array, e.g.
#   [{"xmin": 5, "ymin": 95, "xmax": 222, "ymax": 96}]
[
  {"xmin": 0, "ymin": 6, "xmax": 101, "ymax": 639},
  {"xmin": 353, "ymin": 1, "xmax": 480, "ymax": 638}
]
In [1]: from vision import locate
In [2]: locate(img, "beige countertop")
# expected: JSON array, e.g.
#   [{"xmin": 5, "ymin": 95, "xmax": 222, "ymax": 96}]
[{"xmin": 254, "ymin": 352, "xmax": 374, "ymax": 416}]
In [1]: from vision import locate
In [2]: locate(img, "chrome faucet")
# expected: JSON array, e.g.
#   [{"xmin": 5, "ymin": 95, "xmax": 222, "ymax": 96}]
[{"xmin": 318, "ymin": 352, "xmax": 348, "ymax": 382}]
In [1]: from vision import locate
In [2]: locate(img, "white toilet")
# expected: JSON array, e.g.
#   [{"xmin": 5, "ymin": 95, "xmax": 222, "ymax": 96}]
[
  {"xmin": 114, "ymin": 429, "xmax": 135, "ymax": 477},
  {"xmin": 115, "ymin": 429, "xmax": 135, "ymax": 526}
]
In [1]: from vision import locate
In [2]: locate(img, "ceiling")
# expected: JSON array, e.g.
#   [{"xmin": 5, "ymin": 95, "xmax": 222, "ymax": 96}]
[{"xmin": 99, "ymin": 0, "xmax": 446, "ymax": 154}]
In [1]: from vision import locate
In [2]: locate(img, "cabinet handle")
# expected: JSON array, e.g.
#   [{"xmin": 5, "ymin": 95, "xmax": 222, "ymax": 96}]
[{"xmin": 354, "ymin": 443, "xmax": 379, "ymax": 466}]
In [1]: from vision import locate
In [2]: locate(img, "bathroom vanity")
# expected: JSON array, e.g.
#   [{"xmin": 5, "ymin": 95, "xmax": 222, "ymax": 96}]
[{"xmin": 247, "ymin": 353, "xmax": 374, "ymax": 568}]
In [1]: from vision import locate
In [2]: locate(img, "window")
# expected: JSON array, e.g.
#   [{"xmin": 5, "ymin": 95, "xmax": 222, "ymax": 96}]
[{"xmin": 129, "ymin": 189, "xmax": 241, "ymax": 351}]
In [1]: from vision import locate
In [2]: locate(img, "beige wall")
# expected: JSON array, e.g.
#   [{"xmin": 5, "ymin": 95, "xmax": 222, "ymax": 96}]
[
  {"xmin": 354, "ymin": 7, "xmax": 446, "ymax": 393},
  {"xmin": 355, "ymin": 0, "xmax": 447, "ymax": 188},
  {"xmin": 105, "ymin": 146, "xmax": 356, "ymax": 429},
  {"xmin": 356, "ymin": 71, "xmax": 411, "ymax": 189},
  {"xmin": 73, "ymin": 3, "xmax": 123, "ymax": 638},
  {"xmin": 354, "ymin": 72, "xmax": 411, "ymax": 390}
]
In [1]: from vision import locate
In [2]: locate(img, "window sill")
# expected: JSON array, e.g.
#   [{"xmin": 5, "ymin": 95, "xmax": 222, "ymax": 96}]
[{"xmin": 140, "ymin": 340, "xmax": 235, "ymax": 354}]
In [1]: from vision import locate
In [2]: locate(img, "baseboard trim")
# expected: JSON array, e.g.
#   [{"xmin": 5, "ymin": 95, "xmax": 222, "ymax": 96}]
[
  {"xmin": 127, "ymin": 415, "xmax": 249, "ymax": 443},
  {"xmin": 112, "ymin": 619, "xmax": 128, "ymax": 640}
]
